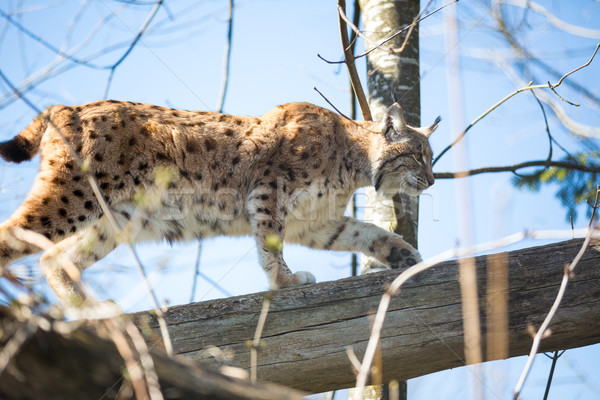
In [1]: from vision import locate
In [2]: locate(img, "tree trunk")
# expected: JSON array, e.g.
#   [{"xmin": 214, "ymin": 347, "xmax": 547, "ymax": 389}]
[
  {"xmin": 356, "ymin": 0, "xmax": 421, "ymax": 397},
  {"xmin": 357, "ymin": 0, "xmax": 420, "ymax": 263}
]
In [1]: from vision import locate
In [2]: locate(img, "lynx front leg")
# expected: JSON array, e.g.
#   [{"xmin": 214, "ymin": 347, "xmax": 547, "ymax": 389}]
[
  {"xmin": 247, "ymin": 190, "xmax": 315, "ymax": 289},
  {"xmin": 288, "ymin": 216, "xmax": 422, "ymax": 271}
]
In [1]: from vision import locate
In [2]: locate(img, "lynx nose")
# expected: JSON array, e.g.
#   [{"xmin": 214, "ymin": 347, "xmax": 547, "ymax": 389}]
[{"xmin": 427, "ymin": 176, "xmax": 435, "ymax": 186}]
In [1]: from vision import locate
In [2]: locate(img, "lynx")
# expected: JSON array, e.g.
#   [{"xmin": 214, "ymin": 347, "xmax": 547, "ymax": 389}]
[{"xmin": 0, "ymin": 100, "xmax": 438, "ymax": 304}]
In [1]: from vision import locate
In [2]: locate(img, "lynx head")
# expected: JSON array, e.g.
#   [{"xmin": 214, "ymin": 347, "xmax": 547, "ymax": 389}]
[{"xmin": 372, "ymin": 103, "xmax": 440, "ymax": 197}]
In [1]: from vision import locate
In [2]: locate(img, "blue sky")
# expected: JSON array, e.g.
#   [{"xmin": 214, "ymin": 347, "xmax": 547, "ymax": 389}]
[{"xmin": 0, "ymin": 0, "xmax": 599, "ymax": 398}]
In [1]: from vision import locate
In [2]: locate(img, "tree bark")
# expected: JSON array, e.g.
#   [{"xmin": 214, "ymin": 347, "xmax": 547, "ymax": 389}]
[
  {"xmin": 133, "ymin": 239, "xmax": 600, "ymax": 394},
  {"xmin": 356, "ymin": 1, "xmax": 421, "ymax": 396},
  {"xmin": 357, "ymin": 0, "xmax": 421, "ymax": 263}
]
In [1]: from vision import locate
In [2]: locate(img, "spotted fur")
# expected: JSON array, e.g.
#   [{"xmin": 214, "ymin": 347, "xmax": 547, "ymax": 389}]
[{"xmin": 0, "ymin": 100, "xmax": 438, "ymax": 302}]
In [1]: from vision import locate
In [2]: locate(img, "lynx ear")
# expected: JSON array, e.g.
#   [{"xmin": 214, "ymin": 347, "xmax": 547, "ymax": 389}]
[
  {"xmin": 416, "ymin": 115, "xmax": 441, "ymax": 138},
  {"xmin": 382, "ymin": 102, "xmax": 407, "ymax": 142}
]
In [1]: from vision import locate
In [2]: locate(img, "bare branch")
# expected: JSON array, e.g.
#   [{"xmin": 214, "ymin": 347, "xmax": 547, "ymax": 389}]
[
  {"xmin": 542, "ymin": 350, "xmax": 565, "ymax": 400},
  {"xmin": 492, "ymin": 6, "xmax": 600, "ymax": 108},
  {"xmin": 495, "ymin": 53, "xmax": 600, "ymax": 138},
  {"xmin": 190, "ymin": 242, "xmax": 204, "ymax": 303},
  {"xmin": 314, "ymin": 86, "xmax": 352, "ymax": 121},
  {"xmin": 500, "ymin": 0, "xmax": 600, "ymax": 40},
  {"xmin": 251, "ymin": 296, "xmax": 271, "ymax": 383},
  {"xmin": 104, "ymin": 0, "xmax": 164, "ymax": 98},
  {"xmin": 9, "ymin": 227, "xmax": 165, "ymax": 400},
  {"xmin": 530, "ymin": 89, "xmax": 552, "ymax": 169},
  {"xmin": 321, "ymin": 1, "xmax": 457, "ymax": 65},
  {"xmin": 217, "ymin": 0, "xmax": 234, "ymax": 113},
  {"xmin": 434, "ymin": 159, "xmax": 600, "ymax": 179},
  {"xmin": 337, "ymin": 1, "xmax": 373, "ymax": 48},
  {"xmin": 432, "ymin": 44, "xmax": 600, "ymax": 166},
  {"xmin": 0, "ymin": 8, "xmax": 106, "ymax": 70}
]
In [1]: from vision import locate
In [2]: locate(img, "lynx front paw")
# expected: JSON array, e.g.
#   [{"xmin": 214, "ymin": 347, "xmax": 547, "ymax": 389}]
[
  {"xmin": 386, "ymin": 246, "xmax": 422, "ymax": 270},
  {"xmin": 279, "ymin": 271, "xmax": 316, "ymax": 288},
  {"xmin": 294, "ymin": 271, "xmax": 316, "ymax": 285}
]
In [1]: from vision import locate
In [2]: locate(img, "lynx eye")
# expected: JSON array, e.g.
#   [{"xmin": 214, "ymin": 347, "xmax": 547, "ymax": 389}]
[{"xmin": 413, "ymin": 153, "xmax": 423, "ymax": 163}]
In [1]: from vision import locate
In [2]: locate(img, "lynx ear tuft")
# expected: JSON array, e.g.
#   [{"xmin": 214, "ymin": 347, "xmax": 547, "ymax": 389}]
[
  {"xmin": 424, "ymin": 115, "xmax": 441, "ymax": 138},
  {"xmin": 382, "ymin": 103, "xmax": 407, "ymax": 142},
  {"xmin": 414, "ymin": 115, "xmax": 441, "ymax": 138}
]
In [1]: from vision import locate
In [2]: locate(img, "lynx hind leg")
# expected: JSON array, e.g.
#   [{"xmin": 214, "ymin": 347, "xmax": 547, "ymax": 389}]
[
  {"xmin": 288, "ymin": 216, "xmax": 422, "ymax": 272},
  {"xmin": 246, "ymin": 189, "xmax": 315, "ymax": 289},
  {"xmin": 40, "ymin": 221, "xmax": 118, "ymax": 305}
]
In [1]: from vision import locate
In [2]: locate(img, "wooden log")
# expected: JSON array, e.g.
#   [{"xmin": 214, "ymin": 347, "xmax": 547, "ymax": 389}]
[
  {"xmin": 138, "ymin": 239, "xmax": 600, "ymax": 394},
  {"xmin": 0, "ymin": 307, "xmax": 305, "ymax": 400}
]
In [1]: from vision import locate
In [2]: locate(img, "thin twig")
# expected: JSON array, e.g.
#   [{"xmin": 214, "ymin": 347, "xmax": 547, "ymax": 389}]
[
  {"xmin": 513, "ymin": 187, "xmax": 600, "ymax": 398},
  {"xmin": 512, "ymin": 226, "xmax": 598, "ymax": 398},
  {"xmin": 391, "ymin": 0, "xmax": 433, "ymax": 58},
  {"xmin": 433, "ymin": 44, "xmax": 600, "ymax": 167},
  {"xmin": 321, "ymin": 1, "xmax": 457, "ymax": 65},
  {"xmin": 104, "ymin": 318, "xmax": 153, "ymax": 400},
  {"xmin": 492, "ymin": 6, "xmax": 600, "ymax": 108},
  {"xmin": 125, "ymin": 322, "xmax": 164, "ymax": 400},
  {"xmin": 530, "ymin": 89, "xmax": 553, "ymax": 168},
  {"xmin": 124, "ymin": 242, "xmax": 173, "ymax": 356},
  {"xmin": 250, "ymin": 295, "xmax": 271, "ymax": 383},
  {"xmin": 0, "ymin": 8, "xmax": 105, "ymax": 70},
  {"xmin": 433, "ymin": 159, "xmax": 600, "ymax": 179},
  {"xmin": 314, "ymin": 87, "xmax": 352, "ymax": 121},
  {"xmin": 548, "ymin": 82, "xmax": 579, "ymax": 107},
  {"xmin": 189, "ymin": 241, "xmax": 203, "ymax": 303},
  {"xmin": 217, "ymin": 0, "xmax": 234, "ymax": 113},
  {"xmin": 542, "ymin": 350, "xmax": 565, "ymax": 400},
  {"xmin": 337, "ymin": 0, "xmax": 373, "ymax": 48},
  {"xmin": 104, "ymin": 0, "xmax": 164, "ymax": 98}
]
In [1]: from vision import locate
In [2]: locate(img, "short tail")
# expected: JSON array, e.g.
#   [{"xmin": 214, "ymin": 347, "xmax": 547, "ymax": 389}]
[{"xmin": 0, "ymin": 107, "xmax": 54, "ymax": 163}]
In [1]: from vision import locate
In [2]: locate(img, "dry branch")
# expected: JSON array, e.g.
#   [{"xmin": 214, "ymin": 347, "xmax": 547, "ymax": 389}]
[
  {"xmin": 432, "ymin": 44, "xmax": 600, "ymax": 166},
  {"xmin": 336, "ymin": 0, "xmax": 372, "ymax": 121},
  {"xmin": 434, "ymin": 159, "xmax": 600, "ymax": 179},
  {"xmin": 0, "ymin": 307, "xmax": 305, "ymax": 400},
  {"xmin": 133, "ymin": 238, "xmax": 600, "ymax": 394}
]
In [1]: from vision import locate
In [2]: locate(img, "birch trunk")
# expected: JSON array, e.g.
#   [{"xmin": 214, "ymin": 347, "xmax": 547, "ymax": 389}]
[
  {"xmin": 356, "ymin": 1, "xmax": 421, "ymax": 398},
  {"xmin": 356, "ymin": 0, "xmax": 420, "ymax": 280}
]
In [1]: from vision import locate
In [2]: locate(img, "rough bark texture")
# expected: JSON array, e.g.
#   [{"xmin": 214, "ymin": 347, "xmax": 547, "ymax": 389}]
[
  {"xmin": 358, "ymin": 0, "xmax": 421, "ymax": 274},
  {"xmin": 356, "ymin": 2, "xmax": 420, "ymax": 395},
  {"xmin": 135, "ymin": 239, "xmax": 600, "ymax": 394}
]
